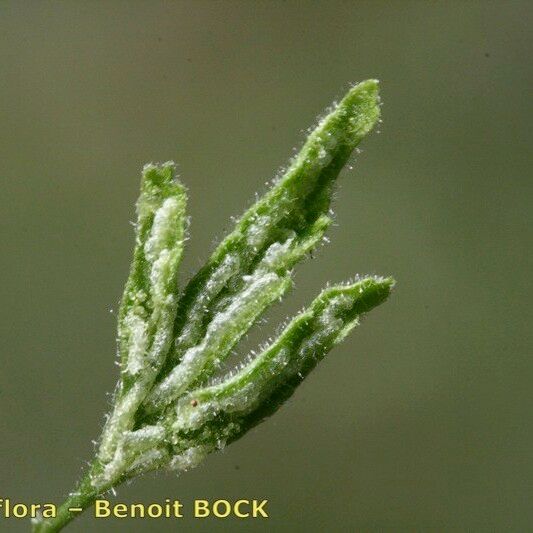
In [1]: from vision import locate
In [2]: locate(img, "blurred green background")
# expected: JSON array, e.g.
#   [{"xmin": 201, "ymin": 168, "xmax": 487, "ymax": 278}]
[{"xmin": 1, "ymin": 2, "xmax": 531, "ymax": 531}]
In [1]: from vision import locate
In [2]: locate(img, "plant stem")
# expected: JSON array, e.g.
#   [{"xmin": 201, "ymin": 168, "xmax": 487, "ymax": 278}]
[{"xmin": 31, "ymin": 463, "xmax": 113, "ymax": 533}]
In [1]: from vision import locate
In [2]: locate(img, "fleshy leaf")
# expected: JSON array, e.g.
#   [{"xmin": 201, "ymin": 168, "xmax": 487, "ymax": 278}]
[
  {"xmin": 99, "ymin": 162, "xmax": 187, "ymax": 462},
  {"xmin": 147, "ymin": 79, "xmax": 381, "ymax": 409},
  {"xmin": 169, "ymin": 276, "xmax": 394, "ymax": 449}
]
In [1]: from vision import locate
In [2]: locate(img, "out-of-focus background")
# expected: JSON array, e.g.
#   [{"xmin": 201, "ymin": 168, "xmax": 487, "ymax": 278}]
[{"xmin": 1, "ymin": 2, "xmax": 531, "ymax": 531}]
